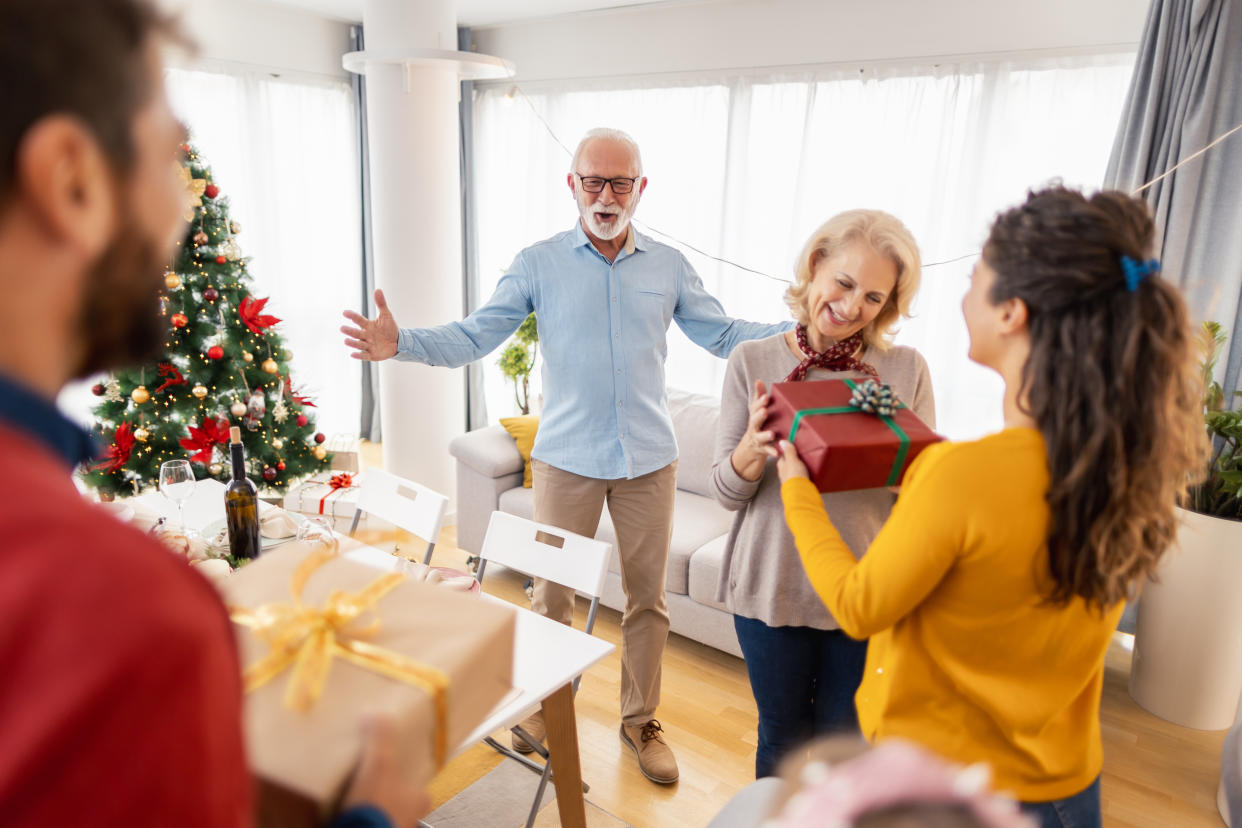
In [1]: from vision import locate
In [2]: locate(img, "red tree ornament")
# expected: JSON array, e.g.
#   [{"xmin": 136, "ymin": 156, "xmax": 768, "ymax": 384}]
[
  {"xmin": 296, "ymin": 414, "xmax": 308, "ymax": 427},
  {"xmin": 154, "ymin": 362, "xmax": 188, "ymax": 394},
  {"xmin": 314, "ymin": 432, "xmax": 326, "ymax": 444},
  {"xmin": 204, "ymin": 183, "xmax": 219, "ymax": 199},
  {"xmin": 171, "ymin": 312, "xmax": 188, "ymax": 328},
  {"xmin": 238, "ymin": 295, "xmax": 281, "ymax": 335},
  {"xmin": 202, "ymin": 288, "xmax": 219, "ymax": 302},
  {"xmin": 91, "ymin": 383, "xmax": 105, "ymax": 396},
  {"xmin": 207, "ymin": 345, "xmax": 224, "ymax": 360},
  {"xmin": 276, "ymin": 461, "xmax": 286, "ymax": 471},
  {"xmin": 262, "ymin": 467, "xmax": 277, "ymax": 482},
  {"xmin": 215, "ymin": 255, "xmax": 226, "ymax": 265}
]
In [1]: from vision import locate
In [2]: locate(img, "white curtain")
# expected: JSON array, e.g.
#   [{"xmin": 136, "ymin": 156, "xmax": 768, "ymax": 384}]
[
  {"xmin": 471, "ymin": 53, "xmax": 1136, "ymax": 440},
  {"xmin": 60, "ymin": 68, "xmax": 363, "ymax": 438}
]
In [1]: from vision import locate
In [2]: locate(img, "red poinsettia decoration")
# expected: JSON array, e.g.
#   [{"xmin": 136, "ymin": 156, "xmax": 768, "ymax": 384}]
[
  {"xmin": 282, "ymin": 374, "xmax": 317, "ymax": 407},
  {"xmin": 154, "ymin": 362, "xmax": 188, "ymax": 394},
  {"xmin": 238, "ymin": 295, "xmax": 281, "ymax": 336},
  {"xmin": 179, "ymin": 416, "xmax": 231, "ymax": 464},
  {"xmin": 92, "ymin": 422, "xmax": 135, "ymax": 473}
]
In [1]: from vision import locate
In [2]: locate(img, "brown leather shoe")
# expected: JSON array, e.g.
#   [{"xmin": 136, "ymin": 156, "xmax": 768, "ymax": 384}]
[
  {"xmin": 620, "ymin": 719, "xmax": 679, "ymax": 784},
  {"xmin": 511, "ymin": 710, "xmax": 545, "ymax": 754}
]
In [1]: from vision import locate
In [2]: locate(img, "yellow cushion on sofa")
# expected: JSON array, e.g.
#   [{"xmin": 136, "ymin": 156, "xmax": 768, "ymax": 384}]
[{"xmin": 499, "ymin": 416, "xmax": 539, "ymax": 488}]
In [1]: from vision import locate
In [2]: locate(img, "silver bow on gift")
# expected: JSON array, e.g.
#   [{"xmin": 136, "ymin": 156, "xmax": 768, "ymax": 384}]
[{"xmin": 848, "ymin": 379, "xmax": 899, "ymax": 417}]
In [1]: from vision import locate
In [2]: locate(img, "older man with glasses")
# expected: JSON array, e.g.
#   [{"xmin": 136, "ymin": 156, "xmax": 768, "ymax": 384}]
[{"xmin": 342, "ymin": 127, "xmax": 789, "ymax": 785}]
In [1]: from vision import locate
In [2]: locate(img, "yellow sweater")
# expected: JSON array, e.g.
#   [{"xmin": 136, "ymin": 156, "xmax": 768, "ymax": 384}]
[{"xmin": 781, "ymin": 427, "xmax": 1123, "ymax": 802}]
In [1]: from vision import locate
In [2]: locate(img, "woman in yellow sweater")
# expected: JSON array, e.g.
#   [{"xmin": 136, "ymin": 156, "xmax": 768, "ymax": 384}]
[{"xmin": 775, "ymin": 186, "xmax": 1206, "ymax": 828}]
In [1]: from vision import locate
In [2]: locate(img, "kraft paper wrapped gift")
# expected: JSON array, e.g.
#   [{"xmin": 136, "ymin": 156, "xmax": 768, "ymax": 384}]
[
  {"xmin": 284, "ymin": 472, "xmax": 365, "ymax": 532},
  {"xmin": 327, "ymin": 434, "xmax": 360, "ymax": 473},
  {"xmin": 764, "ymin": 378, "xmax": 942, "ymax": 493},
  {"xmin": 219, "ymin": 544, "xmax": 515, "ymax": 816}
]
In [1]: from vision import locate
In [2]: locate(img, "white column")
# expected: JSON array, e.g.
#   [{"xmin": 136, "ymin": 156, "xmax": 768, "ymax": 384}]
[{"xmin": 362, "ymin": 0, "xmax": 464, "ymax": 506}]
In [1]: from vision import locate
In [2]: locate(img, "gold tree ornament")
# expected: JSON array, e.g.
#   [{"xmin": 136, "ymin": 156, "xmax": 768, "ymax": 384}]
[
  {"xmin": 131, "ymin": 385, "xmax": 150, "ymax": 404},
  {"xmin": 230, "ymin": 400, "xmax": 247, "ymax": 417},
  {"xmin": 177, "ymin": 162, "xmax": 206, "ymax": 222},
  {"xmin": 230, "ymin": 220, "xmax": 242, "ymax": 234},
  {"xmin": 134, "ymin": 427, "xmax": 150, "ymax": 442},
  {"xmin": 243, "ymin": 351, "xmax": 254, "ymax": 363},
  {"xmin": 271, "ymin": 438, "xmax": 283, "ymax": 450},
  {"xmin": 262, "ymin": 358, "xmax": 279, "ymax": 374},
  {"xmin": 164, "ymin": 272, "xmax": 182, "ymax": 290},
  {"xmin": 192, "ymin": 384, "xmax": 208, "ymax": 399},
  {"xmin": 209, "ymin": 463, "xmax": 223, "ymax": 476},
  {"xmin": 313, "ymin": 446, "xmax": 327, "ymax": 460}
]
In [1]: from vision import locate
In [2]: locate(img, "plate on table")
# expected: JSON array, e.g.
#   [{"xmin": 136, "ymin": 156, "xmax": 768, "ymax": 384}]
[{"xmin": 200, "ymin": 512, "xmax": 309, "ymax": 552}]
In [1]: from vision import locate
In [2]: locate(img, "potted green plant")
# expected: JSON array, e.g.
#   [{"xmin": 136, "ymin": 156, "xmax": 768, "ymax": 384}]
[
  {"xmin": 497, "ymin": 313, "xmax": 538, "ymax": 415},
  {"xmin": 1131, "ymin": 321, "xmax": 1242, "ymax": 732}
]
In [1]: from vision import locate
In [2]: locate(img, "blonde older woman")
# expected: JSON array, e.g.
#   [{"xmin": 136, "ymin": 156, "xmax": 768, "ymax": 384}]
[{"xmin": 710, "ymin": 210, "xmax": 935, "ymax": 778}]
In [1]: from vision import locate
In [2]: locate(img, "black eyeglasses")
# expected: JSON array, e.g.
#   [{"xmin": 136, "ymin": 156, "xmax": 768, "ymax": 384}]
[{"xmin": 574, "ymin": 173, "xmax": 639, "ymax": 194}]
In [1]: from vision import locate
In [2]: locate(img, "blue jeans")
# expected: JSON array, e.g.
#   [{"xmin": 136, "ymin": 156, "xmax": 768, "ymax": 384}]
[
  {"xmin": 733, "ymin": 614, "xmax": 868, "ymax": 778},
  {"xmin": 1020, "ymin": 777, "xmax": 1102, "ymax": 828}
]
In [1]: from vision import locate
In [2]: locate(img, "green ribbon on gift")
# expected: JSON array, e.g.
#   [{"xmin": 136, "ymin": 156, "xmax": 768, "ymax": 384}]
[{"xmin": 786, "ymin": 378, "xmax": 911, "ymax": 487}]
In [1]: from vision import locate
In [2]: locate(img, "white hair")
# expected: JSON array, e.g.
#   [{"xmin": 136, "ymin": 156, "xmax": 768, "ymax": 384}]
[{"xmin": 570, "ymin": 127, "xmax": 644, "ymax": 176}]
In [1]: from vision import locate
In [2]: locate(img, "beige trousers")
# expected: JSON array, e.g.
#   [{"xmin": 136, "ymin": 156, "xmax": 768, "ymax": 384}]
[{"xmin": 531, "ymin": 458, "xmax": 677, "ymax": 726}]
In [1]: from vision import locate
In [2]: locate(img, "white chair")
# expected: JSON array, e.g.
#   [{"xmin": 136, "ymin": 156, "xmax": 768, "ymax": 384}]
[
  {"xmin": 347, "ymin": 469, "xmax": 448, "ymax": 565},
  {"xmin": 476, "ymin": 511, "xmax": 611, "ymax": 828}
]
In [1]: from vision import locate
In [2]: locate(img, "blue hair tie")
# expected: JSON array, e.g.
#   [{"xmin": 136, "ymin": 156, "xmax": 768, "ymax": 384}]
[{"xmin": 1120, "ymin": 255, "xmax": 1160, "ymax": 292}]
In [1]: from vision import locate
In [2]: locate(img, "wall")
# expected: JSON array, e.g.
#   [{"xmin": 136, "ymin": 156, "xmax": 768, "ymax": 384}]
[
  {"xmin": 173, "ymin": 0, "xmax": 353, "ymax": 80},
  {"xmin": 471, "ymin": 0, "xmax": 1149, "ymax": 85}
]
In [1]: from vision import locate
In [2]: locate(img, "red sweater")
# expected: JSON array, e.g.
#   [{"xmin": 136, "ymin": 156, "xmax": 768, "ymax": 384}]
[{"xmin": 0, "ymin": 424, "xmax": 251, "ymax": 826}]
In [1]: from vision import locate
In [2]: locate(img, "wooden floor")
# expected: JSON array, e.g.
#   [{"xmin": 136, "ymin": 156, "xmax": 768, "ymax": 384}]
[{"xmin": 358, "ymin": 443, "xmax": 1228, "ymax": 827}]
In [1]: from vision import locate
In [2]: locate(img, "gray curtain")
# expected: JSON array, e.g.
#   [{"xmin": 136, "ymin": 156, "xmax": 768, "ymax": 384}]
[
  {"xmin": 459, "ymin": 26, "xmax": 489, "ymax": 430},
  {"xmin": 1104, "ymin": 0, "xmax": 1242, "ymax": 395},
  {"xmin": 352, "ymin": 24, "xmax": 382, "ymax": 441}
]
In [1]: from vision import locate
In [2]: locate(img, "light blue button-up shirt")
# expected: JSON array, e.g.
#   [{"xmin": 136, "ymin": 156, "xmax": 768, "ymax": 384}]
[{"xmin": 396, "ymin": 223, "xmax": 791, "ymax": 479}]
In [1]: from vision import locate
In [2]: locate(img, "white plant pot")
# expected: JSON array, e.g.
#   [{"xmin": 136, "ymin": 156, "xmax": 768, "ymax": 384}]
[{"xmin": 1130, "ymin": 507, "xmax": 1242, "ymax": 730}]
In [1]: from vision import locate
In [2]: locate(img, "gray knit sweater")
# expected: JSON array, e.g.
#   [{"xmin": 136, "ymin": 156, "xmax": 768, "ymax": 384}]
[{"xmin": 710, "ymin": 333, "xmax": 936, "ymax": 630}]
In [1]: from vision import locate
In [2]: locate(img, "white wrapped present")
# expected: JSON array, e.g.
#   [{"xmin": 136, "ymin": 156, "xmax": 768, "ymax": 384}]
[
  {"xmin": 283, "ymin": 471, "xmax": 367, "ymax": 533},
  {"xmin": 327, "ymin": 434, "xmax": 360, "ymax": 473}
]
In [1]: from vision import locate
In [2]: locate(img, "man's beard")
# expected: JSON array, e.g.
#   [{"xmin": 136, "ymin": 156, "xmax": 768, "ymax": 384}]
[
  {"xmin": 578, "ymin": 193, "xmax": 638, "ymax": 241},
  {"xmin": 73, "ymin": 222, "xmax": 170, "ymax": 378}
]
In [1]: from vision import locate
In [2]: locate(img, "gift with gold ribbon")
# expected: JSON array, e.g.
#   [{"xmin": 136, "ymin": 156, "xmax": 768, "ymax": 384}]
[
  {"xmin": 219, "ymin": 544, "xmax": 515, "ymax": 813},
  {"xmin": 764, "ymin": 378, "xmax": 942, "ymax": 493}
]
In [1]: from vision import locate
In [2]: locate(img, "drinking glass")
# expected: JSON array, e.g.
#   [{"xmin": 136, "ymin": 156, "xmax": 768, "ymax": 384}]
[{"xmin": 158, "ymin": 459, "xmax": 197, "ymax": 537}]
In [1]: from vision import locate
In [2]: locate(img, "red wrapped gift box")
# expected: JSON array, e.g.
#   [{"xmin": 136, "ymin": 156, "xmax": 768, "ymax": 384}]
[{"xmin": 764, "ymin": 379, "xmax": 942, "ymax": 493}]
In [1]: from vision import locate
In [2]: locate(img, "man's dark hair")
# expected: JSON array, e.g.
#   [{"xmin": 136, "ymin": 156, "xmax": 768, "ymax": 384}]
[{"xmin": 0, "ymin": 0, "xmax": 181, "ymax": 202}]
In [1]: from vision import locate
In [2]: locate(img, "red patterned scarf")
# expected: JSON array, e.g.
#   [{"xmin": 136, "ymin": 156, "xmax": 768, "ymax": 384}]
[{"xmin": 782, "ymin": 325, "xmax": 878, "ymax": 383}]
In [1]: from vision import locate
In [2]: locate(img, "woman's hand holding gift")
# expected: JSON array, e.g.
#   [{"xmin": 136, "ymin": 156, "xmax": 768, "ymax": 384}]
[{"xmin": 730, "ymin": 380, "xmax": 780, "ymax": 482}]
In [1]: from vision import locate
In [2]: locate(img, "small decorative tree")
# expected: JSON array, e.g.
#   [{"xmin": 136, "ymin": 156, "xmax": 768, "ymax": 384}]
[{"xmin": 497, "ymin": 312, "xmax": 538, "ymax": 415}]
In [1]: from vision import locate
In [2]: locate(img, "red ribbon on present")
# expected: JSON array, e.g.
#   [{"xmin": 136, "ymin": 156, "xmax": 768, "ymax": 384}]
[{"xmin": 318, "ymin": 472, "xmax": 355, "ymax": 515}]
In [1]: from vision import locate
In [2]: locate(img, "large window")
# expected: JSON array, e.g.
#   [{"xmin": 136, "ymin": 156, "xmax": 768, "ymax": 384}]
[{"xmin": 471, "ymin": 53, "xmax": 1136, "ymax": 439}]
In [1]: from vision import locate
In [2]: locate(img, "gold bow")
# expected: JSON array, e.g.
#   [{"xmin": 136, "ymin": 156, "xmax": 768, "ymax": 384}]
[{"xmin": 230, "ymin": 550, "xmax": 449, "ymax": 767}]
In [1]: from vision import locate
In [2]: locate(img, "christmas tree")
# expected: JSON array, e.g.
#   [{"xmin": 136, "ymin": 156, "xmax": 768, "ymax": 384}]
[{"xmin": 81, "ymin": 143, "xmax": 330, "ymax": 498}]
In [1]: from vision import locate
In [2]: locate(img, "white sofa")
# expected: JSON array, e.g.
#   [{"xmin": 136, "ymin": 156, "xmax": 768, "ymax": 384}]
[{"xmin": 447, "ymin": 389, "xmax": 742, "ymax": 657}]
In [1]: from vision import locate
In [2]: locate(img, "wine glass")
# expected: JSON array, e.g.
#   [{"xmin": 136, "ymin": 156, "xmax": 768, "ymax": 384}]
[{"xmin": 159, "ymin": 460, "xmax": 197, "ymax": 538}]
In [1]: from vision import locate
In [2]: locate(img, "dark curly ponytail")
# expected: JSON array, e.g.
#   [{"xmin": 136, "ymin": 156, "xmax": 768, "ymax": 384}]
[{"xmin": 983, "ymin": 186, "xmax": 1207, "ymax": 609}]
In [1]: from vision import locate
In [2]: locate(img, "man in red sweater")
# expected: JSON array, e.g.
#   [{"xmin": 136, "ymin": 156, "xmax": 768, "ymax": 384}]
[{"xmin": 0, "ymin": 2, "xmax": 425, "ymax": 826}]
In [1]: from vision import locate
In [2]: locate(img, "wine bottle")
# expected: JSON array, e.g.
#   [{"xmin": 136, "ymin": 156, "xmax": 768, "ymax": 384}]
[{"xmin": 225, "ymin": 426, "xmax": 261, "ymax": 561}]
